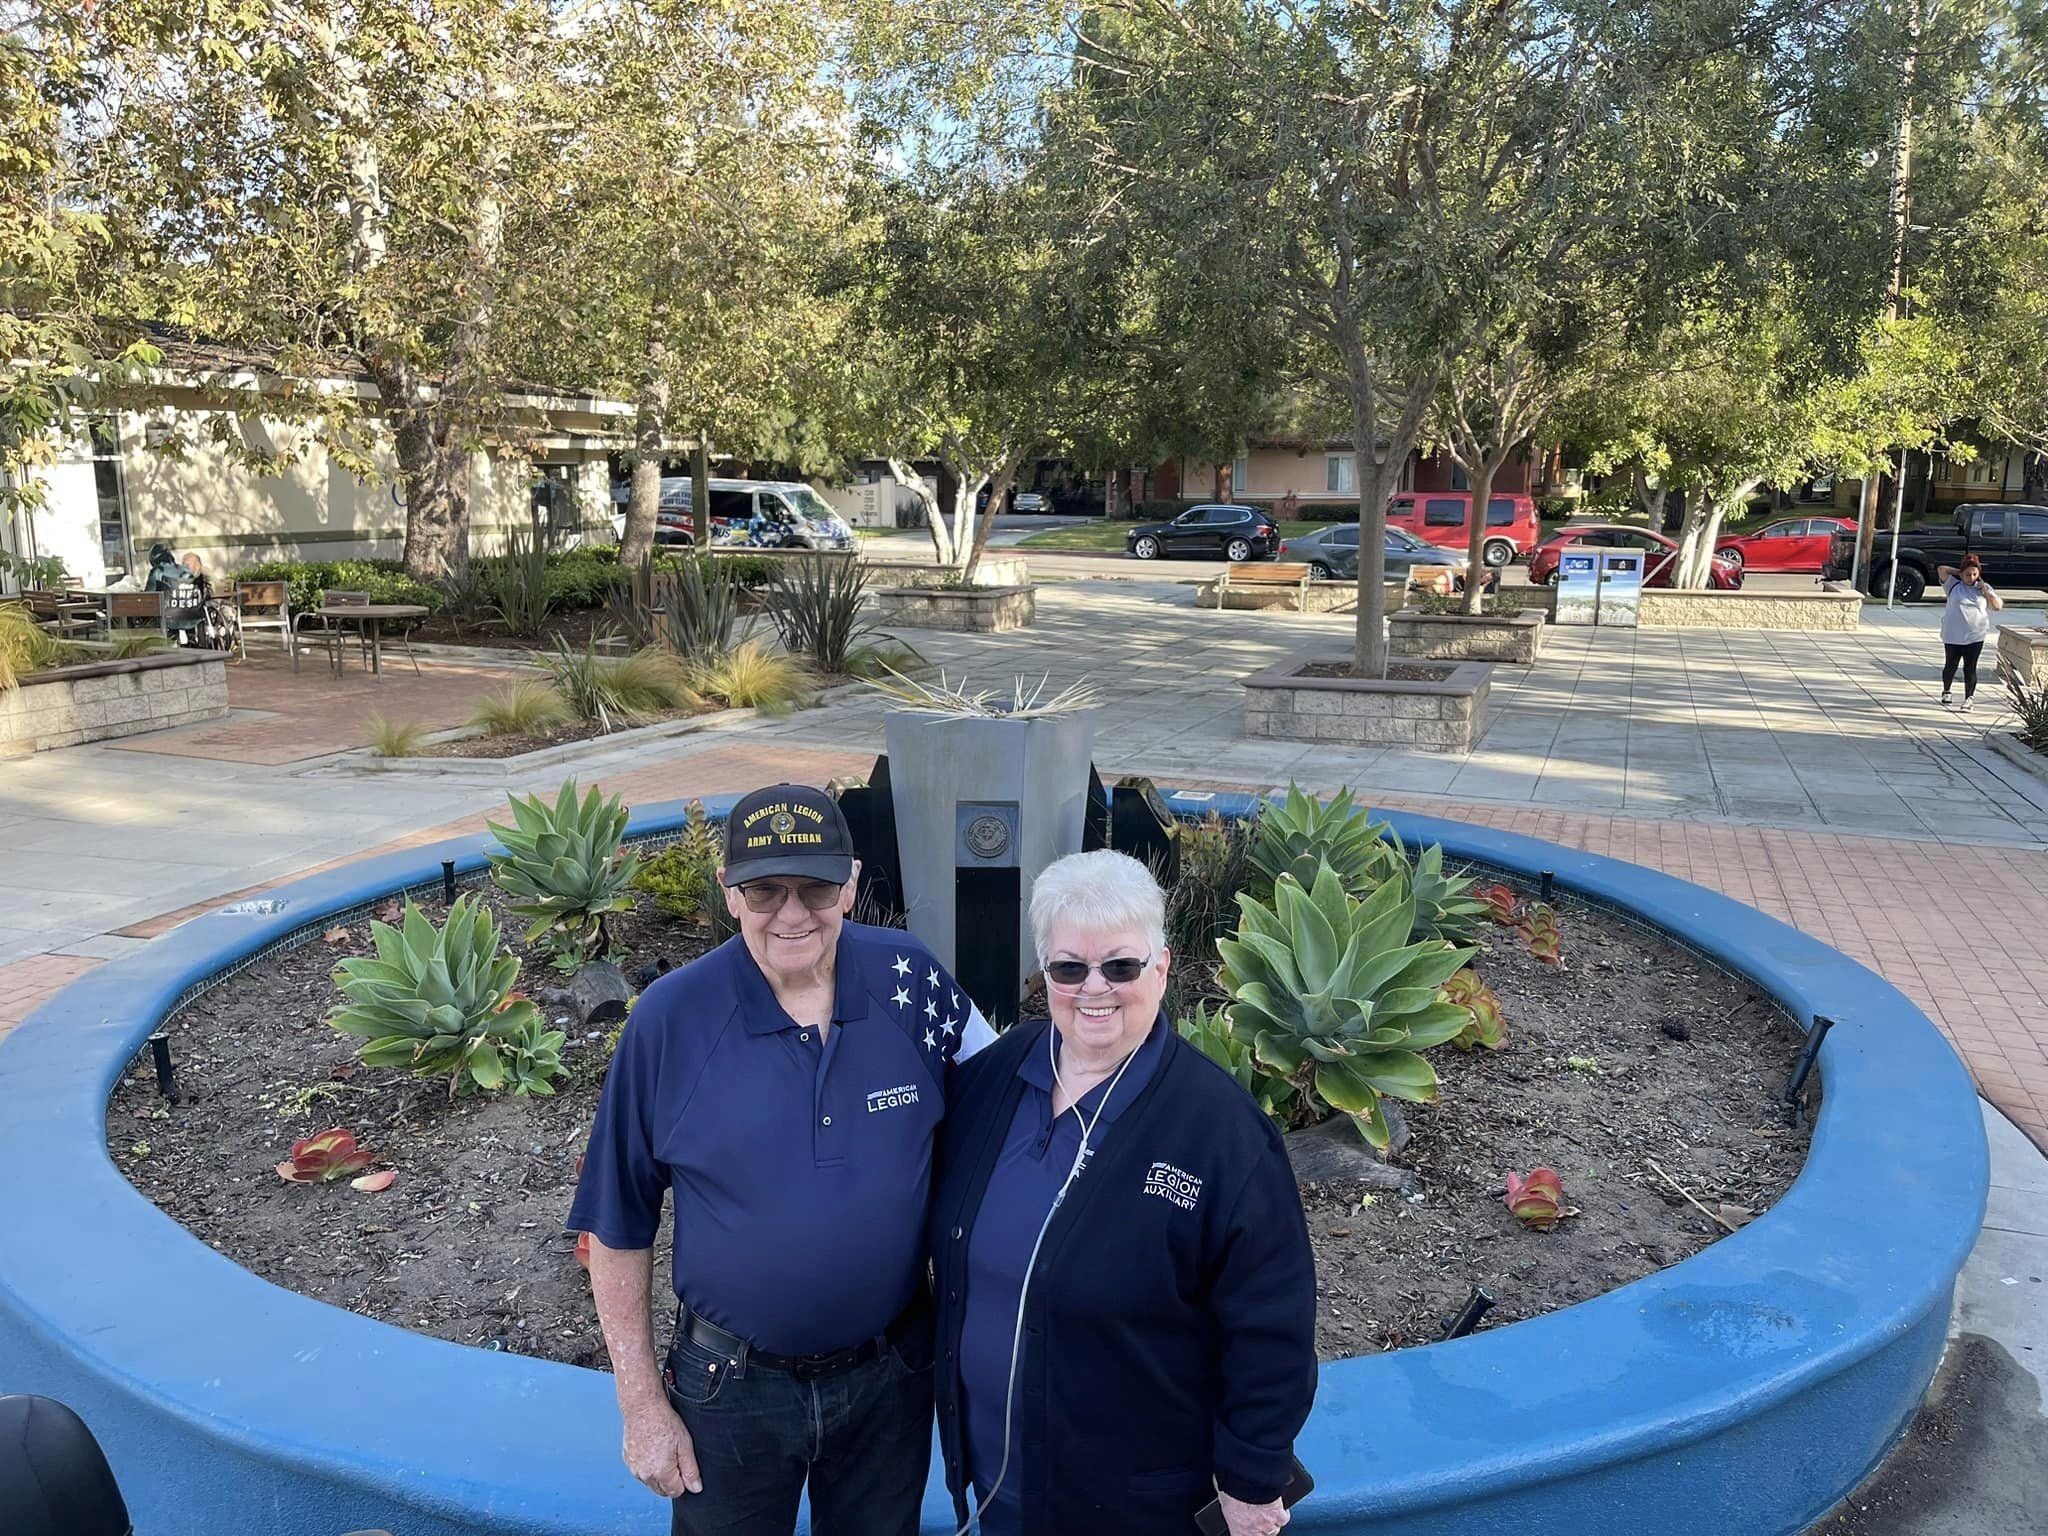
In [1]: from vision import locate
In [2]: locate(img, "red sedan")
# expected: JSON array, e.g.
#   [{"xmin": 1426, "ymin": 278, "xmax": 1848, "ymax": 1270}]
[
  {"xmin": 1713, "ymin": 516, "xmax": 1857, "ymax": 573},
  {"xmin": 1528, "ymin": 525, "xmax": 1744, "ymax": 589}
]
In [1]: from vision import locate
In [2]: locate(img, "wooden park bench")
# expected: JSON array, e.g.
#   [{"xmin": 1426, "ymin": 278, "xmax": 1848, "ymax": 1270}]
[{"xmin": 1214, "ymin": 561, "xmax": 1316, "ymax": 612}]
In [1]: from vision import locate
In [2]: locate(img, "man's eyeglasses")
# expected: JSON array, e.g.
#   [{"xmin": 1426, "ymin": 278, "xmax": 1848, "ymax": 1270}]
[
  {"xmin": 737, "ymin": 879, "xmax": 846, "ymax": 913},
  {"xmin": 1044, "ymin": 955, "xmax": 1151, "ymax": 989}
]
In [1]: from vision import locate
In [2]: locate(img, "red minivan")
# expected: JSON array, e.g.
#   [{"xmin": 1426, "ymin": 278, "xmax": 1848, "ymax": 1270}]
[{"xmin": 1386, "ymin": 492, "xmax": 1540, "ymax": 567}]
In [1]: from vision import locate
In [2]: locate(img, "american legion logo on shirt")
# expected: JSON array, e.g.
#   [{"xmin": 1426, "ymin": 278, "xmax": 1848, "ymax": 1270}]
[{"xmin": 1142, "ymin": 1161, "xmax": 1203, "ymax": 1212}]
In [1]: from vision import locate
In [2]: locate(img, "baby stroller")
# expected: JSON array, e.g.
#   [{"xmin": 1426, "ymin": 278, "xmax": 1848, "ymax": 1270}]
[{"xmin": 0, "ymin": 1394, "xmax": 391, "ymax": 1536}]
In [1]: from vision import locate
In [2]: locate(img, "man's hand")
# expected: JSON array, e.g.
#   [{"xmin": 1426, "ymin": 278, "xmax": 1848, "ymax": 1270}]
[
  {"xmin": 1219, "ymin": 1490, "xmax": 1288, "ymax": 1535},
  {"xmin": 622, "ymin": 1395, "xmax": 702, "ymax": 1497}
]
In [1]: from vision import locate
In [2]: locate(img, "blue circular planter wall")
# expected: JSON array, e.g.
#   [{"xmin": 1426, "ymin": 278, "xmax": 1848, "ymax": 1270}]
[{"xmin": 0, "ymin": 791, "xmax": 1986, "ymax": 1536}]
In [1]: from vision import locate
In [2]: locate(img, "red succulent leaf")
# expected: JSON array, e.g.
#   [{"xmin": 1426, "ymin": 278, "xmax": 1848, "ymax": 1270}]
[
  {"xmin": 1480, "ymin": 883, "xmax": 1520, "ymax": 926},
  {"xmin": 283, "ymin": 1127, "xmax": 376, "ymax": 1182},
  {"xmin": 351, "ymin": 1169, "xmax": 396, "ymax": 1193},
  {"xmin": 276, "ymin": 1160, "xmax": 309, "ymax": 1183},
  {"xmin": 1506, "ymin": 1167, "xmax": 1565, "ymax": 1231},
  {"xmin": 1518, "ymin": 904, "xmax": 1564, "ymax": 966}
]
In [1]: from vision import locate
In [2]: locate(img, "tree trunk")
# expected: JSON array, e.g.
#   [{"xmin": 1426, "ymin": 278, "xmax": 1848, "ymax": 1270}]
[
  {"xmin": 621, "ymin": 372, "xmax": 668, "ymax": 569},
  {"xmin": 1462, "ymin": 458, "xmax": 1501, "ymax": 616},
  {"xmin": 1674, "ymin": 480, "xmax": 1759, "ymax": 587},
  {"xmin": 2024, "ymin": 451, "xmax": 2047, "ymax": 503},
  {"xmin": 968, "ymin": 457, "xmax": 1022, "ymax": 578},
  {"xmin": 389, "ymin": 402, "xmax": 471, "ymax": 585},
  {"xmin": 690, "ymin": 436, "xmax": 710, "ymax": 552}
]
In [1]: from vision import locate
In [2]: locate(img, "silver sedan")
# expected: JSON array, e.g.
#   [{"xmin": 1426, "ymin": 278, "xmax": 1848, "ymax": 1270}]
[{"xmin": 1277, "ymin": 524, "xmax": 1496, "ymax": 590}]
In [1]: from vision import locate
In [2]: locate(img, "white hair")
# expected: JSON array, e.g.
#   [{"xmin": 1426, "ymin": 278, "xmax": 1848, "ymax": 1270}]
[{"xmin": 1029, "ymin": 849, "xmax": 1167, "ymax": 962}]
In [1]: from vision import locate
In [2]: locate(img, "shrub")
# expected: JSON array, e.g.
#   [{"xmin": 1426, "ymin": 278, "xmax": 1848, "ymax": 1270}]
[
  {"xmin": 845, "ymin": 638, "xmax": 926, "ymax": 680},
  {"xmin": 689, "ymin": 636, "xmax": 808, "ymax": 714},
  {"xmin": 365, "ymin": 713, "xmax": 430, "ymax": 757},
  {"xmin": 539, "ymin": 638, "xmax": 697, "ymax": 730},
  {"xmin": 1161, "ymin": 811, "xmax": 1256, "ymax": 1019},
  {"xmin": 662, "ymin": 557, "xmax": 746, "ymax": 665},
  {"xmin": 0, "ymin": 602, "xmax": 60, "ymax": 689},
  {"xmin": 327, "ymin": 896, "xmax": 564, "ymax": 1097},
  {"xmin": 1386, "ymin": 832, "xmax": 1489, "ymax": 945},
  {"xmin": 545, "ymin": 547, "xmax": 622, "ymax": 609},
  {"xmin": 468, "ymin": 679, "xmax": 571, "ymax": 738},
  {"xmin": 766, "ymin": 555, "xmax": 873, "ymax": 674},
  {"xmin": 236, "ymin": 559, "xmax": 443, "ymax": 615},
  {"xmin": 603, "ymin": 555, "xmax": 665, "ymax": 650},
  {"xmin": 487, "ymin": 780, "xmax": 643, "ymax": 972},
  {"xmin": 109, "ymin": 633, "xmax": 174, "ymax": 659},
  {"xmin": 2009, "ymin": 673, "xmax": 2048, "ymax": 752},
  {"xmin": 631, "ymin": 800, "xmax": 726, "ymax": 924},
  {"xmin": 480, "ymin": 527, "xmax": 553, "ymax": 637},
  {"xmin": 1216, "ymin": 858, "xmax": 1475, "ymax": 1147}
]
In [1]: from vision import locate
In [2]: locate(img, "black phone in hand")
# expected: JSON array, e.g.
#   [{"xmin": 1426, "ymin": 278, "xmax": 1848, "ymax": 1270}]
[{"xmin": 1192, "ymin": 1458, "xmax": 1315, "ymax": 1535}]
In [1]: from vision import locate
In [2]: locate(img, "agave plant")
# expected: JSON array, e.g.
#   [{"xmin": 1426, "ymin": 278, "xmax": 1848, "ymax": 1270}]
[
  {"xmin": 327, "ymin": 897, "xmax": 564, "ymax": 1097},
  {"xmin": 1177, "ymin": 1003, "xmax": 1295, "ymax": 1122},
  {"xmin": 487, "ymin": 780, "xmax": 642, "ymax": 972},
  {"xmin": 1248, "ymin": 784, "xmax": 1391, "ymax": 897},
  {"xmin": 1219, "ymin": 858, "xmax": 1475, "ymax": 1148},
  {"xmin": 1382, "ymin": 831, "xmax": 1489, "ymax": 945}
]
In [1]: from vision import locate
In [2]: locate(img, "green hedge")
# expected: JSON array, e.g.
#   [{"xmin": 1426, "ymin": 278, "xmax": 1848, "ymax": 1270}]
[{"xmin": 236, "ymin": 559, "xmax": 444, "ymax": 615}]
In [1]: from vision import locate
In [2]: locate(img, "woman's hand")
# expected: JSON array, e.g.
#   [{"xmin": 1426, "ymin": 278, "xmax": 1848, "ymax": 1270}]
[{"xmin": 1219, "ymin": 1490, "xmax": 1289, "ymax": 1535}]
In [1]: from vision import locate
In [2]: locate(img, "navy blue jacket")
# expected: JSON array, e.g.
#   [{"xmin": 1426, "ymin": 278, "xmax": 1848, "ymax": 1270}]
[{"xmin": 929, "ymin": 1017, "xmax": 1318, "ymax": 1535}]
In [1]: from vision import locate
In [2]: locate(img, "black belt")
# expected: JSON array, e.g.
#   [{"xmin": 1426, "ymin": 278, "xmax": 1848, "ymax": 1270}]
[{"xmin": 673, "ymin": 1297, "xmax": 923, "ymax": 1380}]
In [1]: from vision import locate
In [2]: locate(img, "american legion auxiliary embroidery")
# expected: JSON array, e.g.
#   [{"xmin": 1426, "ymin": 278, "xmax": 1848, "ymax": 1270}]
[{"xmin": 1141, "ymin": 1161, "xmax": 1203, "ymax": 1212}]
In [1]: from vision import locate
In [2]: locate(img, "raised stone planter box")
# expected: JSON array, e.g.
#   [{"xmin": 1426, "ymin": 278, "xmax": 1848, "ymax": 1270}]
[
  {"xmin": 1388, "ymin": 610, "xmax": 1546, "ymax": 663},
  {"xmin": 872, "ymin": 583, "xmax": 1035, "ymax": 632},
  {"xmin": 1242, "ymin": 655, "xmax": 1490, "ymax": 751},
  {"xmin": 865, "ymin": 554, "xmax": 1029, "ymax": 590},
  {"xmin": 1987, "ymin": 730, "xmax": 2048, "ymax": 786},
  {"xmin": 1997, "ymin": 624, "xmax": 2048, "ymax": 688},
  {"xmin": 0, "ymin": 650, "xmax": 228, "ymax": 755},
  {"xmin": 1637, "ymin": 583, "xmax": 1863, "ymax": 631}
]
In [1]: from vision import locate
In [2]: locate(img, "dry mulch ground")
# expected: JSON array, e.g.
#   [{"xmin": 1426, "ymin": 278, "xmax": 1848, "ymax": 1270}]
[{"xmin": 108, "ymin": 882, "xmax": 1808, "ymax": 1370}]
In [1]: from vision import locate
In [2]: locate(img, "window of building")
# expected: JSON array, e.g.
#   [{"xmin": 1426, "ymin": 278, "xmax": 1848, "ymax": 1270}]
[
  {"xmin": 1450, "ymin": 463, "xmax": 1469, "ymax": 491},
  {"xmin": 88, "ymin": 417, "xmax": 134, "ymax": 580},
  {"xmin": 1231, "ymin": 454, "xmax": 1249, "ymax": 495},
  {"xmin": 1326, "ymin": 454, "xmax": 1355, "ymax": 494}
]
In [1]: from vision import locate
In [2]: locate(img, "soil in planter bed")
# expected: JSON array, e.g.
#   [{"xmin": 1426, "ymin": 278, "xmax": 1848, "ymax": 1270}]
[
  {"xmin": 1298, "ymin": 660, "xmax": 1457, "ymax": 683},
  {"xmin": 109, "ymin": 884, "xmax": 1808, "ymax": 1370},
  {"xmin": 419, "ymin": 705, "xmax": 708, "ymax": 760}
]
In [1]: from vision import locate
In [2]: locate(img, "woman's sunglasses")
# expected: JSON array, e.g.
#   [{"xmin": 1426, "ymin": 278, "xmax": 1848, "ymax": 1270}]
[
  {"xmin": 736, "ymin": 879, "xmax": 846, "ymax": 913},
  {"xmin": 1044, "ymin": 955, "xmax": 1151, "ymax": 988}
]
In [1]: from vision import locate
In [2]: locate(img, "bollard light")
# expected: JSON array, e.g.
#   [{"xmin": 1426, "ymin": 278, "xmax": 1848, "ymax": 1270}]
[
  {"xmin": 149, "ymin": 1033, "xmax": 177, "ymax": 1103},
  {"xmin": 1440, "ymin": 1285, "xmax": 1495, "ymax": 1340},
  {"xmin": 1783, "ymin": 1015, "xmax": 1834, "ymax": 1108},
  {"xmin": 441, "ymin": 859, "xmax": 458, "ymax": 905},
  {"xmin": 1539, "ymin": 869, "xmax": 1555, "ymax": 903}
]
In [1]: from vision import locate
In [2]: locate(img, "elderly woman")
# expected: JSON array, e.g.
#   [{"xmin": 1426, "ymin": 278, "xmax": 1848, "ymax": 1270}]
[{"xmin": 929, "ymin": 850, "xmax": 1318, "ymax": 1536}]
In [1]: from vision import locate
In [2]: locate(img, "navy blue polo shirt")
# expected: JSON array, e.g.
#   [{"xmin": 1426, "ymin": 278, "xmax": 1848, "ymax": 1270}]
[
  {"xmin": 960, "ymin": 1018, "xmax": 1167, "ymax": 1532},
  {"xmin": 567, "ymin": 921, "xmax": 991, "ymax": 1357}
]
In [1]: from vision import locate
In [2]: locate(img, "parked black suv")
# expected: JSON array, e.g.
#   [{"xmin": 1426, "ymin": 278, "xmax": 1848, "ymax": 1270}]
[
  {"xmin": 1822, "ymin": 502, "xmax": 2048, "ymax": 601},
  {"xmin": 1125, "ymin": 504, "xmax": 1279, "ymax": 562}
]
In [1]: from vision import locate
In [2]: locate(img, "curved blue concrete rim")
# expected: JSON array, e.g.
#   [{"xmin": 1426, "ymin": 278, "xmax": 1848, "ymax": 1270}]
[{"xmin": 0, "ymin": 789, "xmax": 1987, "ymax": 1536}]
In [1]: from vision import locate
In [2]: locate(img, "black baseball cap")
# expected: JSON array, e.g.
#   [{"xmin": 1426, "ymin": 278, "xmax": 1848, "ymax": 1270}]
[{"xmin": 722, "ymin": 784, "xmax": 856, "ymax": 886}]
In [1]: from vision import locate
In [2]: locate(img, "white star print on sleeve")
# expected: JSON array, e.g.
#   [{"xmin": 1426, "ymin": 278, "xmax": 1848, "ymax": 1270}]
[
  {"xmin": 891, "ymin": 986, "xmax": 911, "ymax": 1009},
  {"xmin": 923, "ymin": 1028, "xmax": 938, "ymax": 1050},
  {"xmin": 892, "ymin": 955, "xmax": 911, "ymax": 977}
]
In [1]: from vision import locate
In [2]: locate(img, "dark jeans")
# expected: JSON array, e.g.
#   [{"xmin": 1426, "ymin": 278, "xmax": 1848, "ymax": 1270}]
[
  {"xmin": 1943, "ymin": 641, "xmax": 1984, "ymax": 697},
  {"xmin": 665, "ymin": 1324, "xmax": 934, "ymax": 1536}
]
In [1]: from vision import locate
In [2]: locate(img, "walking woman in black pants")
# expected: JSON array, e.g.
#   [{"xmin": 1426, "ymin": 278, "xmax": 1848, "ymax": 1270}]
[{"xmin": 1937, "ymin": 554, "xmax": 2003, "ymax": 711}]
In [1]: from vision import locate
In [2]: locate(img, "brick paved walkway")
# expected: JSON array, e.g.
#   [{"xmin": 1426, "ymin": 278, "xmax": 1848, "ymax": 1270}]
[{"xmin": 4, "ymin": 739, "xmax": 2041, "ymax": 1149}]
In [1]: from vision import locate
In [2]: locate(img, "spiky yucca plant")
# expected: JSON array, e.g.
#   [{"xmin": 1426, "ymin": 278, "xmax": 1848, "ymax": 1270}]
[
  {"xmin": 1219, "ymin": 858, "xmax": 1475, "ymax": 1147},
  {"xmin": 487, "ymin": 780, "xmax": 641, "ymax": 972},
  {"xmin": 1248, "ymin": 783, "xmax": 1391, "ymax": 897},
  {"xmin": 327, "ymin": 897, "xmax": 564, "ymax": 1097}
]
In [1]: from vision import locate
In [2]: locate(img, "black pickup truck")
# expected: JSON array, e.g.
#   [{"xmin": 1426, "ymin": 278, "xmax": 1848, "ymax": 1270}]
[{"xmin": 1823, "ymin": 501, "xmax": 2048, "ymax": 601}]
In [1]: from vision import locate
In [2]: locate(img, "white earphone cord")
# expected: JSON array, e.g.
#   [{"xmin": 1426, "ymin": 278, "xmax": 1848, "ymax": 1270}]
[{"xmin": 951, "ymin": 1028, "xmax": 1141, "ymax": 1536}]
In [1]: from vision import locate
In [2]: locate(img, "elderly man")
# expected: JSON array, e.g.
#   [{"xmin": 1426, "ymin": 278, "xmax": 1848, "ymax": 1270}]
[{"xmin": 569, "ymin": 783, "xmax": 993, "ymax": 1536}]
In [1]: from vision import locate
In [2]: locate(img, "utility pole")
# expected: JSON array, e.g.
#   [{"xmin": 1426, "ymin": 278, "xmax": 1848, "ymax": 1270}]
[{"xmin": 1852, "ymin": 1, "xmax": 1920, "ymax": 590}]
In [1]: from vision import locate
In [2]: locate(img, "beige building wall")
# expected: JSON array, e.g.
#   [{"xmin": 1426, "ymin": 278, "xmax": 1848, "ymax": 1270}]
[{"xmin": 1183, "ymin": 448, "xmax": 1393, "ymax": 503}]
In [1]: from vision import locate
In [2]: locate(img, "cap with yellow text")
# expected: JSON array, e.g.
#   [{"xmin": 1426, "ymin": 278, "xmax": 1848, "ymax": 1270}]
[{"xmin": 721, "ymin": 784, "xmax": 855, "ymax": 887}]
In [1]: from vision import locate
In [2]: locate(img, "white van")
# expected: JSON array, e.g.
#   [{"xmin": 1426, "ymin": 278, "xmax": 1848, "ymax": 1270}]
[{"xmin": 608, "ymin": 478, "xmax": 855, "ymax": 551}]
